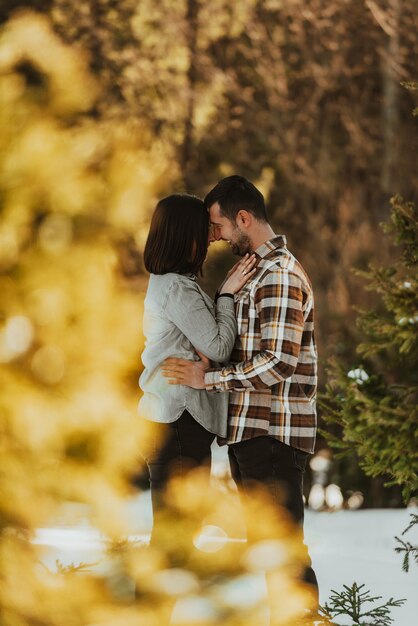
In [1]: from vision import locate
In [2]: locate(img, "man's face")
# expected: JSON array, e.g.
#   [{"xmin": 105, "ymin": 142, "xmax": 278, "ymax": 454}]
[{"xmin": 208, "ymin": 202, "xmax": 252, "ymax": 256}]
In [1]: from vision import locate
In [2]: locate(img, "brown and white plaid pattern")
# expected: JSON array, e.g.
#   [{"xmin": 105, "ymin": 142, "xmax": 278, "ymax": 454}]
[{"xmin": 205, "ymin": 235, "xmax": 317, "ymax": 453}]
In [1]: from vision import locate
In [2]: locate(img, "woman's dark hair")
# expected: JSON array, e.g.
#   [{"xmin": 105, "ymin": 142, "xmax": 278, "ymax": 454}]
[
  {"xmin": 144, "ymin": 194, "xmax": 209, "ymax": 275},
  {"xmin": 204, "ymin": 174, "xmax": 268, "ymax": 223}
]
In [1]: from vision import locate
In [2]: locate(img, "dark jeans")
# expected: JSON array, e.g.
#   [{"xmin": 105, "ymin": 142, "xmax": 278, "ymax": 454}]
[
  {"xmin": 143, "ymin": 410, "xmax": 215, "ymax": 548},
  {"xmin": 228, "ymin": 436, "xmax": 318, "ymax": 599}
]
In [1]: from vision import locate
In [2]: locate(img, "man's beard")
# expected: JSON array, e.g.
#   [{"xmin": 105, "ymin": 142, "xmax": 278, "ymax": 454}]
[{"xmin": 231, "ymin": 230, "xmax": 252, "ymax": 256}]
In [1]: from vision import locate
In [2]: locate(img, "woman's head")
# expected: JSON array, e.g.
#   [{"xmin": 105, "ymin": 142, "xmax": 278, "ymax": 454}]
[{"xmin": 144, "ymin": 194, "xmax": 209, "ymax": 275}]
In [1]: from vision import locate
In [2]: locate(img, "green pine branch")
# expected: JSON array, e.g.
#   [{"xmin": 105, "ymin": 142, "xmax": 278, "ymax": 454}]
[
  {"xmin": 394, "ymin": 514, "xmax": 418, "ymax": 572},
  {"xmin": 319, "ymin": 582, "xmax": 406, "ymax": 626}
]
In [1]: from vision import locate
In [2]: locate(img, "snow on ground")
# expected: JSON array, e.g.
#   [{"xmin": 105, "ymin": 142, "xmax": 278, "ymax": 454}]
[
  {"xmin": 305, "ymin": 507, "xmax": 417, "ymax": 626},
  {"xmin": 34, "ymin": 493, "xmax": 418, "ymax": 626}
]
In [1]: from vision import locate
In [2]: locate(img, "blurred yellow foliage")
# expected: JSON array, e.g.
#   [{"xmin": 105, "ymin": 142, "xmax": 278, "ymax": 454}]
[{"xmin": 0, "ymin": 10, "xmax": 324, "ymax": 626}]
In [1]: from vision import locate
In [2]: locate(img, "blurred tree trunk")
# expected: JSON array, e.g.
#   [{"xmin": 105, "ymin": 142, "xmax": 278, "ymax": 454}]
[
  {"xmin": 381, "ymin": 0, "xmax": 402, "ymax": 193},
  {"xmin": 182, "ymin": 0, "xmax": 199, "ymax": 190}
]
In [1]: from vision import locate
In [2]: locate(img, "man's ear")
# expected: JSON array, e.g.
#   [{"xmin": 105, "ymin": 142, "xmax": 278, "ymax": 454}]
[{"xmin": 237, "ymin": 210, "xmax": 252, "ymax": 228}]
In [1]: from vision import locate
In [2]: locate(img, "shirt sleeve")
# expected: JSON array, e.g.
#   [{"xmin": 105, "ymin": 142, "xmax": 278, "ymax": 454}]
[
  {"xmin": 164, "ymin": 278, "xmax": 237, "ymax": 363},
  {"xmin": 204, "ymin": 269, "xmax": 305, "ymax": 391}
]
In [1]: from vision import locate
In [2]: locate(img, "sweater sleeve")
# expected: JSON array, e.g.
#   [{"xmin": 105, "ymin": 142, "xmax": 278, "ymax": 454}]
[{"xmin": 164, "ymin": 279, "xmax": 237, "ymax": 363}]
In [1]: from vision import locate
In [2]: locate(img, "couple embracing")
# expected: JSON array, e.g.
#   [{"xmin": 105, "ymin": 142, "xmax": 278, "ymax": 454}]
[{"xmin": 138, "ymin": 175, "xmax": 318, "ymax": 616}]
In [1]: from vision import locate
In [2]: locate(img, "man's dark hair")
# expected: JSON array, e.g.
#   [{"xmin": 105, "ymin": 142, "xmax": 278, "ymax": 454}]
[
  {"xmin": 204, "ymin": 175, "xmax": 268, "ymax": 223},
  {"xmin": 144, "ymin": 194, "xmax": 208, "ymax": 275}
]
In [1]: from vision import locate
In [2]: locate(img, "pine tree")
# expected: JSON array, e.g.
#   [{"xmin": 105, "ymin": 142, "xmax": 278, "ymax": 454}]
[{"xmin": 321, "ymin": 196, "xmax": 418, "ymax": 500}]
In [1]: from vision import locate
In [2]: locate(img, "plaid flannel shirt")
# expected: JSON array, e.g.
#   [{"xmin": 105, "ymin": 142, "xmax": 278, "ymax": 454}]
[{"xmin": 205, "ymin": 235, "xmax": 317, "ymax": 453}]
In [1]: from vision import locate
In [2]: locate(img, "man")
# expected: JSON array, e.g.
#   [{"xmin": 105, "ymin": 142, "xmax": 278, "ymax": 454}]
[{"xmin": 162, "ymin": 175, "xmax": 318, "ymax": 605}]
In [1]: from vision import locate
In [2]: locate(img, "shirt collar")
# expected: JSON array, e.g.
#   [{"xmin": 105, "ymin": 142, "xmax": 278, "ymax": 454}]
[{"xmin": 254, "ymin": 235, "xmax": 287, "ymax": 259}]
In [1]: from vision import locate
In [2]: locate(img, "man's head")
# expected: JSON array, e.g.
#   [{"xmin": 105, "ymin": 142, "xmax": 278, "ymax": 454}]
[{"xmin": 204, "ymin": 175, "xmax": 269, "ymax": 256}]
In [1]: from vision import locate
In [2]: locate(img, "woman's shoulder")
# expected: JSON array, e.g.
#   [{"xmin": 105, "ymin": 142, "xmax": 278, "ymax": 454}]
[
  {"xmin": 148, "ymin": 273, "xmax": 201, "ymax": 301},
  {"xmin": 149, "ymin": 273, "xmax": 198, "ymax": 287}
]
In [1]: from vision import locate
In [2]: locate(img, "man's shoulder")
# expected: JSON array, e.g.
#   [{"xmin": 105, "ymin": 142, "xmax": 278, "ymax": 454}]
[{"xmin": 257, "ymin": 251, "xmax": 312, "ymax": 290}]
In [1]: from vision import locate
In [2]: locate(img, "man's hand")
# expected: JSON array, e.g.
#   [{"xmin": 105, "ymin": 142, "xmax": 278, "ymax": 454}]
[{"xmin": 161, "ymin": 351, "xmax": 210, "ymax": 389}]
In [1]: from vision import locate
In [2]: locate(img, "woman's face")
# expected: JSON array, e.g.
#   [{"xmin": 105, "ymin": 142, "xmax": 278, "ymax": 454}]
[{"xmin": 208, "ymin": 222, "xmax": 219, "ymax": 246}]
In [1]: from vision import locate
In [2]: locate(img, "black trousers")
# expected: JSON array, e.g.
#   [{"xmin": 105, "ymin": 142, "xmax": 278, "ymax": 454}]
[
  {"xmin": 228, "ymin": 436, "xmax": 318, "ymax": 598},
  {"xmin": 138, "ymin": 410, "xmax": 214, "ymax": 623},
  {"xmin": 143, "ymin": 410, "xmax": 215, "ymax": 547}
]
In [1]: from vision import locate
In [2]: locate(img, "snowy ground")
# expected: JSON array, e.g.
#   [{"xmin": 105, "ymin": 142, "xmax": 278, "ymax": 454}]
[
  {"xmin": 34, "ymin": 492, "xmax": 417, "ymax": 626},
  {"xmin": 305, "ymin": 507, "xmax": 417, "ymax": 626}
]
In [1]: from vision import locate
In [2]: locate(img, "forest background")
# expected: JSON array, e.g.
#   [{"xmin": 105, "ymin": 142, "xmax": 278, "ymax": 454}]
[{"xmin": 1, "ymin": 0, "xmax": 417, "ymax": 507}]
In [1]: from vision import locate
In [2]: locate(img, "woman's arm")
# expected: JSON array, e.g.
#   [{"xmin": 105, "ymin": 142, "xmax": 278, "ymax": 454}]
[
  {"xmin": 164, "ymin": 255, "xmax": 257, "ymax": 363},
  {"xmin": 164, "ymin": 279, "xmax": 236, "ymax": 362}
]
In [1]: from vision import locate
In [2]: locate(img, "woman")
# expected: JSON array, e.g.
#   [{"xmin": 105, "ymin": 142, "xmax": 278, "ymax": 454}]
[{"xmin": 138, "ymin": 193, "xmax": 256, "ymax": 549}]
